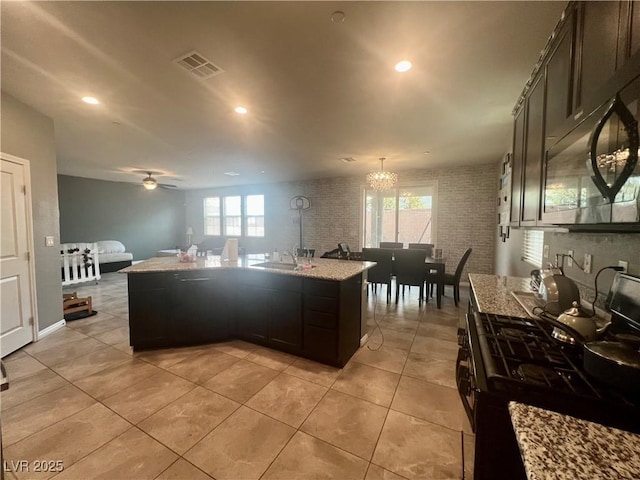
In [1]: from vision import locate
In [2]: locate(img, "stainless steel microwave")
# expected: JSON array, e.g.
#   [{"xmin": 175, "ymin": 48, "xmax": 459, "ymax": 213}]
[{"xmin": 542, "ymin": 75, "xmax": 640, "ymax": 229}]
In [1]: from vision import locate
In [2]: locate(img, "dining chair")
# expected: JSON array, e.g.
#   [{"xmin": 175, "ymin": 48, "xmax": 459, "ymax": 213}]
[
  {"xmin": 408, "ymin": 243, "xmax": 434, "ymax": 256},
  {"xmin": 393, "ymin": 248, "xmax": 428, "ymax": 306},
  {"xmin": 362, "ymin": 248, "xmax": 394, "ymax": 303},
  {"xmin": 380, "ymin": 242, "xmax": 403, "ymax": 249},
  {"xmin": 441, "ymin": 248, "xmax": 473, "ymax": 306},
  {"xmin": 296, "ymin": 248, "xmax": 316, "ymax": 258}
]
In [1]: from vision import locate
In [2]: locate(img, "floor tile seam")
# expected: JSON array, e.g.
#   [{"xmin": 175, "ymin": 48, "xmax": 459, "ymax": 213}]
[
  {"xmin": 51, "ymin": 354, "xmax": 132, "ymax": 384},
  {"xmin": 20, "ymin": 332, "xmax": 93, "ymax": 357},
  {"xmin": 1, "ymin": 400, "xmax": 103, "ymax": 450},
  {"xmin": 106, "ymin": 383, "xmax": 201, "ymax": 429},
  {"xmin": 328, "ymin": 385, "xmax": 392, "ymax": 409},
  {"xmin": 159, "ymin": 356, "xmax": 243, "ymax": 386},
  {"xmin": 368, "ymin": 460, "xmax": 412, "ymax": 480},
  {"xmin": 97, "ymin": 372, "xmax": 198, "ymax": 410},
  {"xmin": 349, "ymin": 357, "xmax": 406, "ymax": 376},
  {"xmin": 155, "ymin": 457, "xmax": 211, "ymax": 480},
  {"xmin": 1, "ymin": 370, "xmax": 73, "ymax": 413},
  {"xmin": 398, "ymin": 370, "xmax": 456, "ymax": 389},
  {"xmin": 297, "ymin": 401, "xmax": 385, "ymax": 464},
  {"xmin": 138, "ymin": 397, "xmax": 242, "ymax": 458},
  {"xmin": 240, "ymin": 354, "xmax": 295, "ymax": 374},
  {"xmin": 387, "ymin": 404, "xmax": 468, "ymax": 436},
  {"xmin": 33, "ymin": 344, "xmax": 118, "ymax": 370},
  {"xmin": 83, "ymin": 324, "xmax": 130, "ymax": 343},
  {"xmin": 257, "ymin": 428, "xmax": 370, "ymax": 480},
  {"xmin": 282, "ymin": 364, "xmax": 343, "ymax": 389}
]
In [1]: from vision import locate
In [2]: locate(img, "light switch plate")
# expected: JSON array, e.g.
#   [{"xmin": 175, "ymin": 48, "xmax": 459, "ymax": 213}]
[
  {"xmin": 619, "ymin": 260, "xmax": 628, "ymax": 273},
  {"xmin": 567, "ymin": 250, "xmax": 574, "ymax": 267},
  {"xmin": 543, "ymin": 245, "xmax": 549, "ymax": 259},
  {"xmin": 45, "ymin": 236, "xmax": 54, "ymax": 247}
]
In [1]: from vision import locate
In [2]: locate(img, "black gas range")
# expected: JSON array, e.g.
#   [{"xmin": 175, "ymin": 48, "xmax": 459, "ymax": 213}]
[{"xmin": 457, "ymin": 275, "xmax": 640, "ymax": 480}]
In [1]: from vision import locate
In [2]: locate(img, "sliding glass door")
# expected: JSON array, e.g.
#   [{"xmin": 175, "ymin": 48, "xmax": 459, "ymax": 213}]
[{"xmin": 364, "ymin": 185, "xmax": 436, "ymax": 248}]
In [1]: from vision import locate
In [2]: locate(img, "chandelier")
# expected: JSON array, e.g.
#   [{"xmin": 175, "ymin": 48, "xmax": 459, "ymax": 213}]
[
  {"xmin": 366, "ymin": 157, "xmax": 398, "ymax": 191},
  {"xmin": 595, "ymin": 147, "xmax": 640, "ymax": 173}
]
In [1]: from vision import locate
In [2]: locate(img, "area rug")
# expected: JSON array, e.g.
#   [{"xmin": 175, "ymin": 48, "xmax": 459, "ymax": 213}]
[{"xmin": 64, "ymin": 310, "xmax": 98, "ymax": 322}]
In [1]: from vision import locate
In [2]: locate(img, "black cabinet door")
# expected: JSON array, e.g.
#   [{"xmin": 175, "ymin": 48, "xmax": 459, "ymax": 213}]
[
  {"xmin": 237, "ymin": 285, "xmax": 270, "ymax": 342},
  {"xmin": 521, "ymin": 75, "xmax": 545, "ymax": 225},
  {"xmin": 510, "ymin": 106, "xmax": 525, "ymax": 226},
  {"xmin": 172, "ymin": 275, "xmax": 219, "ymax": 343},
  {"xmin": 577, "ymin": 1, "xmax": 621, "ymax": 109},
  {"xmin": 546, "ymin": 13, "xmax": 576, "ymax": 137},
  {"xmin": 269, "ymin": 290, "xmax": 302, "ymax": 351},
  {"xmin": 129, "ymin": 287, "xmax": 168, "ymax": 348},
  {"xmin": 630, "ymin": 0, "xmax": 640, "ymax": 58}
]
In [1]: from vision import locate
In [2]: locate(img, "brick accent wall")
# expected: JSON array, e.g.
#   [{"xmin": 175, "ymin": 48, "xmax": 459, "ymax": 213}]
[{"xmin": 185, "ymin": 162, "xmax": 497, "ymax": 275}]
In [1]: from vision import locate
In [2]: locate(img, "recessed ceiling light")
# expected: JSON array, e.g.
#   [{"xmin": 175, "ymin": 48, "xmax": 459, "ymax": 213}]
[
  {"xmin": 82, "ymin": 96, "xmax": 99, "ymax": 105},
  {"xmin": 423, "ymin": 151, "xmax": 430, "ymax": 155},
  {"xmin": 224, "ymin": 171, "xmax": 240, "ymax": 176},
  {"xmin": 331, "ymin": 11, "xmax": 346, "ymax": 23},
  {"xmin": 394, "ymin": 61, "xmax": 412, "ymax": 73},
  {"xmin": 234, "ymin": 106, "xmax": 248, "ymax": 114}
]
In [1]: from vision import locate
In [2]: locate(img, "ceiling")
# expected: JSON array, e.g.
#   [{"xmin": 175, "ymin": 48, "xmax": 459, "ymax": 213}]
[{"xmin": 1, "ymin": 1, "xmax": 566, "ymax": 189}]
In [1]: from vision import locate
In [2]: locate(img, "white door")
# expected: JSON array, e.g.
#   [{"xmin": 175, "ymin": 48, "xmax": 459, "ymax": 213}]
[{"xmin": 1, "ymin": 154, "xmax": 37, "ymax": 357}]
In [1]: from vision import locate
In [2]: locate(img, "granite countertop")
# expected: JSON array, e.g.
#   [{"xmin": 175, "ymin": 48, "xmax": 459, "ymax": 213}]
[
  {"xmin": 509, "ymin": 402, "xmax": 640, "ymax": 480},
  {"xmin": 121, "ymin": 254, "xmax": 375, "ymax": 282},
  {"xmin": 468, "ymin": 273, "xmax": 532, "ymax": 317}
]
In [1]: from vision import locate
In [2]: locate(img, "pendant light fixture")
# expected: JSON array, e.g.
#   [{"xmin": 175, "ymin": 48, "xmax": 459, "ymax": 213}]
[{"xmin": 366, "ymin": 157, "xmax": 398, "ymax": 191}]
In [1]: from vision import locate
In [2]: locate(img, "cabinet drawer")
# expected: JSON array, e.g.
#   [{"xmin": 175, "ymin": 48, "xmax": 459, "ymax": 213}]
[
  {"xmin": 304, "ymin": 295, "xmax": 338, "ymax": 314},
  {"xmin": 304, "ymin": 279, "xmax": 339, "ymax": 298},
  {"xmin": 304, "ymin": 325, "xmax": 338, "ymax": 362},
  {"xmin": 127, "ymin": 273, "xmax": 167, "ymax": 291},
  {"xmin": 304, "ymin": 310, "xmax": 337, "ymax": 329},
  {"xmin": 268, "ymin": 275, "xmax": 302, "ymax": 292}
]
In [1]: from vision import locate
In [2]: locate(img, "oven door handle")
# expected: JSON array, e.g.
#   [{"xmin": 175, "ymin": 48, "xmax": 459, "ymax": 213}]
[{"xmin": 456, "ymin": 347, "xmax": 476, "ymax": 433}]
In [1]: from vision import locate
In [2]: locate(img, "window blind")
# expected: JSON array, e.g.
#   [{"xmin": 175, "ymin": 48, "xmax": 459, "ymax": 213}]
[{"xmin": 522, "ymin": 230, "xmax": 544, "ymax": 267}]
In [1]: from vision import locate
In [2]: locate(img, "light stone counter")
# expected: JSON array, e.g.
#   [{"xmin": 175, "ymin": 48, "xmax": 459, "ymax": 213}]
[
  {"xmin": 468, "ymin": 273, "xmax": 532, "ymax": 317},
  {"xmin": 121, "ymin": 254, "xmax": 375, "ymax": 282},
  {"xmin": 509, "ymin": 402, "xmax": 640, "ymax": 480}
]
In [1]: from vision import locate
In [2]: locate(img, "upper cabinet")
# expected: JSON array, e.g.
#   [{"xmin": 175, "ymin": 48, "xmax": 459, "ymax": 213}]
[
  {"xmin": 574, "ymin": 1, "xmax": 622, "ymax": 112},
  {"xmin": 508, "ymin": 0, "xmax": 640, "ymax": 228}
]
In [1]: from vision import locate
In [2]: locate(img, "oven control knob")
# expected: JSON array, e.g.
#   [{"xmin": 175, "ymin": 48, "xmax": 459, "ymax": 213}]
[
  {"xmin": 456, "ymin": 328, "xmax": 467, "ymax": 347},
  {"xmin": 457, "ymin": 365, "xmax": 471, "ymax": 396}
]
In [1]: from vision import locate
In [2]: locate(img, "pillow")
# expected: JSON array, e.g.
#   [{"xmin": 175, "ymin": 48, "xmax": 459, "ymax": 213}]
[{"xmin": 96, "ymin": 240, "xmax": 126, "ymax": 254}]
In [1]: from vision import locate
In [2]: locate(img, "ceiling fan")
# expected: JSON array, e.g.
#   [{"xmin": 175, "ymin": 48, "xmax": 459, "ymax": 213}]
[{"xmin": 140, "ymin": 171, "xmax": 177, "ymax": 190}]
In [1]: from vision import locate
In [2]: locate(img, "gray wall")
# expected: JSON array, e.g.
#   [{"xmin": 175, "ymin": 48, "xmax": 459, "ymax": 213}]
[
  {"xmin": 58, "ymin": 175, "xmax": 186, "ymax": 260},
  {"xmin": 186, "ymin": 163, "xmax": 498, "ymax": 276},
  {"xmin": 1, "ymin": 91, "xmax": 62, "ymax": 331}
]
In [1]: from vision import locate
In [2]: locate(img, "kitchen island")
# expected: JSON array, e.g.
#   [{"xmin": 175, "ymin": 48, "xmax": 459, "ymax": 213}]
[{"xmin": 121, "ymin": 255, "xmax": 374, "ymax": 367}]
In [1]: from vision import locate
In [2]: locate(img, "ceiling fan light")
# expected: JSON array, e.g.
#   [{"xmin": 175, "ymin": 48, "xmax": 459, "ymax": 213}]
[
  {"xmin": 143, "ymin": 177, "xmax": 158, "ymax": 190},
  {"xmin": 367, "ymin": 158, "xmax": 398, "ymax": 191}
]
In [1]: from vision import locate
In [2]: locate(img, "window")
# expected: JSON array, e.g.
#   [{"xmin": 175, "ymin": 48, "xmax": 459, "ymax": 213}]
[
  {"xmin": 245, "ymin": 194, "xmax": 265, "ymax": 237},
  {"xmin": 363, "ymin": 185, "xmax": 437, "ymax": 247},
  {"xmin": 522, "ymin": 230, "xmax": 544, "ymax": 267},
  {"xmin": 204, "ymin": 197, "xmax": 221, "ymax": 236},
  {"xmin": 203, "ymin": 194, "xmax": 265, "ymax": 237}
]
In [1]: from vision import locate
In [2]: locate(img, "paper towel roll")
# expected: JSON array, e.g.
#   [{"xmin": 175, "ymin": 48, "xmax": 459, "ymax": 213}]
[{"xmin": 221, "ymin": 238, "xmax": 238, "ymax": 261}]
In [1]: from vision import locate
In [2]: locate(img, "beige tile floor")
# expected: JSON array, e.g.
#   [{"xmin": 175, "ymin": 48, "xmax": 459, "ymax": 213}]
[{"xmin": 1, "ymin": 273, "xmax": 474, "ymax": 480}]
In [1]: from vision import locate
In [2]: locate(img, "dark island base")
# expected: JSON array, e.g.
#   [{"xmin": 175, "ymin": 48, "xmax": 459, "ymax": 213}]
[{"xmin": 127, "ymin": 269, "xmax": 364, "ymax": 368}]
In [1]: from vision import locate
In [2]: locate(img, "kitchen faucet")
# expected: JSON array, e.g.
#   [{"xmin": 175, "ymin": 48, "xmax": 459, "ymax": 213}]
[{"xmin": 282, "ymin": 250, "xmax": 298, "ymax": 266}]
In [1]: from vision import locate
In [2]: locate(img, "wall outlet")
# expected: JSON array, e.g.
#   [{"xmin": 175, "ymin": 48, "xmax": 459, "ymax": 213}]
[
  {"xmin": 584, "ymin": 254, "xmax": 592, "ymax": 274},
  {"xmin": 619, "ymin": 260, "xmax": 628, "ymax": 273},
  {"xmin": 45, "ymin": 236, "xmax": 55, "ymax": 247},
  {"xmin": 567, "ymin": 250, "xmax": 574, "ymax": 267},
  {"xmin": 543, "ymin": 244, "xmax": 549, "ymax": 259}
]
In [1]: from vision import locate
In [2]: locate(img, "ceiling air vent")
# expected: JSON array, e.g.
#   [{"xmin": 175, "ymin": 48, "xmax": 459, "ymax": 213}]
[
  {"xmin": 340, "ymin": 157, "xmax": 356, "ymax": 163},
  {"xmin": 175, "ymin": 51, "xmax": 223, "ymax": 79}
]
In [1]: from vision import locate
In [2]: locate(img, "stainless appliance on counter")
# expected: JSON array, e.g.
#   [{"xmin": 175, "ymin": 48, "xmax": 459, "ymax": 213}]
[
  {"xmin": 542, "ymin": 74, "xmax": 640, "ymax": 230},
  {"xmin": 457, "ymin": 273, "xmax": 640, "ymax": 480}
]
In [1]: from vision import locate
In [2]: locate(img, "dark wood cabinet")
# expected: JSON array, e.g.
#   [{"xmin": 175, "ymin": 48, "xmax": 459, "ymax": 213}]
[
  {"xmin": 510, "ymin": 106, "xmax": 525, "ymax": 227},
  {"xmin": 545, "ymin": 11, "xmax": 576, "ymax": 137},
  {"xmin": 237, "ymin": 284, "xmax": 270, "ymax": 342},
  {"xmin": 576, "ymin": 1, "xmax": 622, "ymax": 110},
  {"xmin": 521, "ymin": 75, "xmax": 545, "ymax": 226},
  {"xmin": 270, "ymin": 290, "xmax": 302, "ymax": 350},
  {"xmin": 630, "ymin": 1, "xmax": 640, "ymax": 58}
]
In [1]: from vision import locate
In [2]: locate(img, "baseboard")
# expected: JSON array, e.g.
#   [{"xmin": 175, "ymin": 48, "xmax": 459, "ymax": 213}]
[
  {"xmin": 360, "ymin": 333, "xmax": 369, "ymax": 347},
  {"xmin": 38, "ymin": 318, "xmax": 66, "ymax": 339}
]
